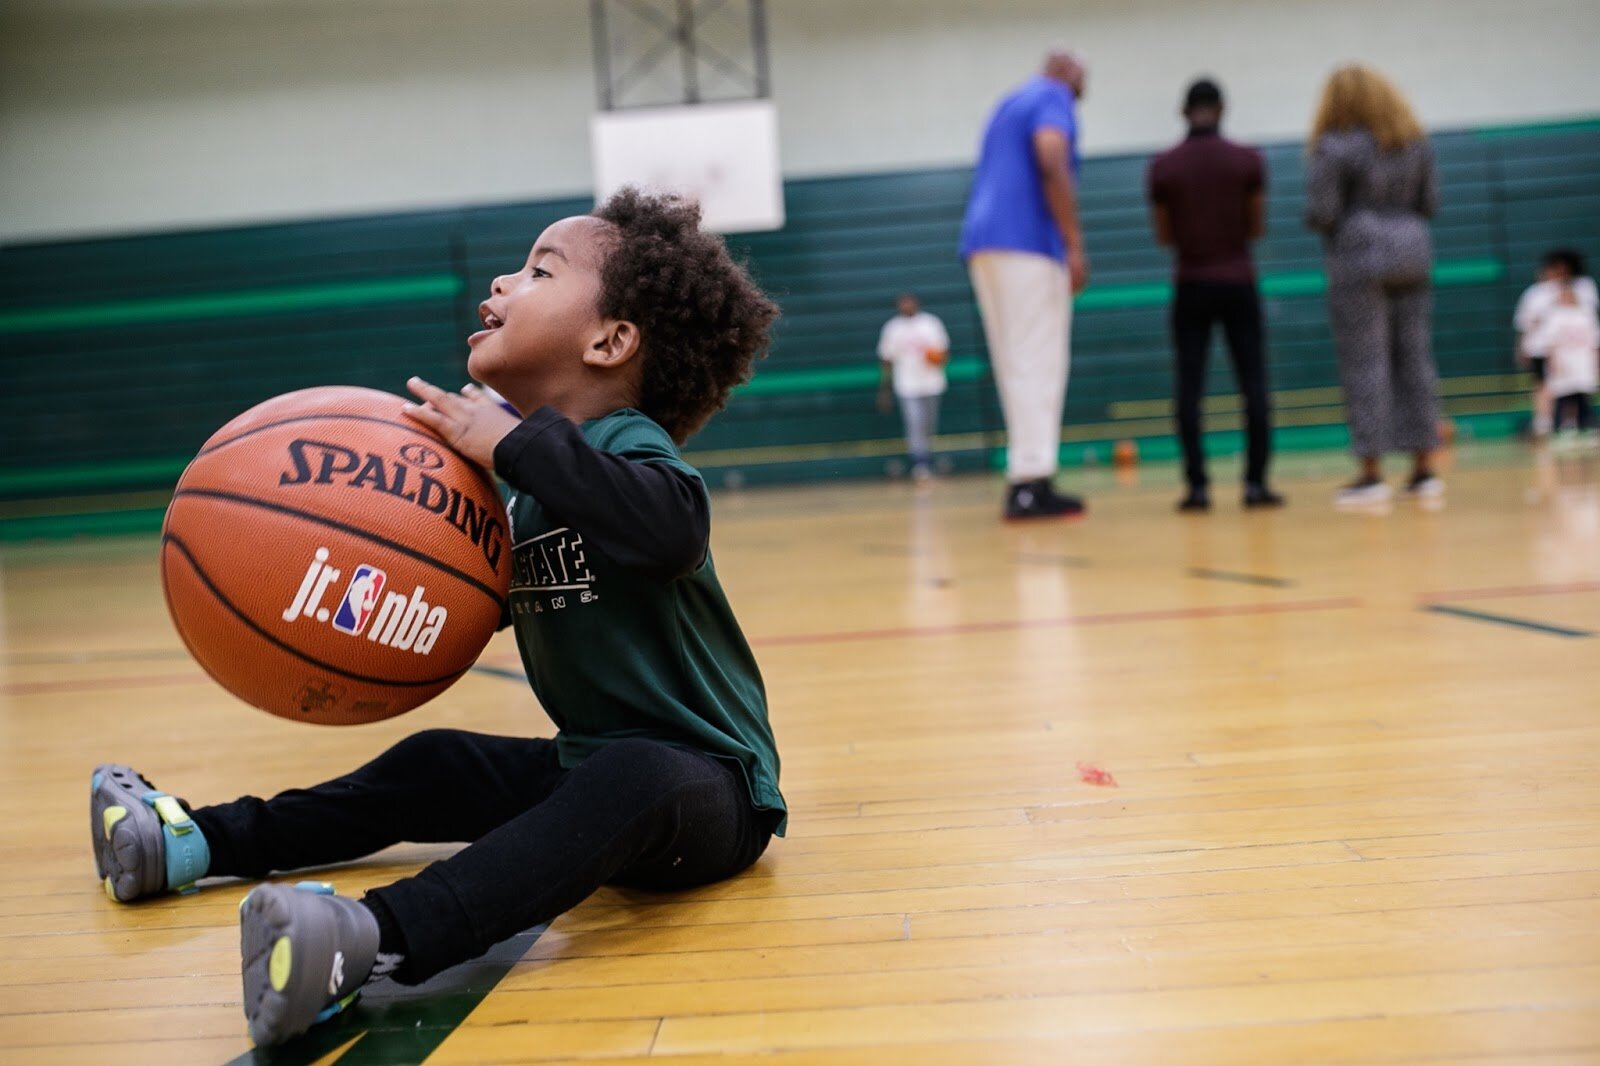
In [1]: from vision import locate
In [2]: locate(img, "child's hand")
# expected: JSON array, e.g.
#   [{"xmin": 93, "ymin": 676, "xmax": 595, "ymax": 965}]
[{"xmin": 402, "ymin": 377, "xmax": 521, "ymax": 470}]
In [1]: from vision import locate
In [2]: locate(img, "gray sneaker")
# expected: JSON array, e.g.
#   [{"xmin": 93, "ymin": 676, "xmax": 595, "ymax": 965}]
[
  {"xmin": 240, "ymin": 881, "xmax": 380, "ymax": 1047},
  {"xmin": 90, "ymin": 764, "xmax": 209, "ymax": 902}
]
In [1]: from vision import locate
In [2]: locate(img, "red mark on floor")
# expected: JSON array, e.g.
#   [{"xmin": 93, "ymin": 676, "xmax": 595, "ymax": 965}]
[{"xmin": 1077, "ymin": 761, "xmax": 1118, "ymax": 787}]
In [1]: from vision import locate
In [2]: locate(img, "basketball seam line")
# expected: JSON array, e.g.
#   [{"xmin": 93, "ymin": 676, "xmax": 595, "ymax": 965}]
[
  {"xmin": 163, "ymin": 532, "xmax": 473, "ymax": 691},
  {"xmin": 169, "ymin": 487, "xmax": 507, "ymax": 608},
  {"xmin": 195, "ymin": 410, "xmax": 502, "ymax": 501}
]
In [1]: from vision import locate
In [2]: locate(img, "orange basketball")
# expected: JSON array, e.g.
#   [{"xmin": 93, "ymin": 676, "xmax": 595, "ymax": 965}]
[{"xmin": 161, "ymin": 386, "xmax": 510, "ymax": 725}]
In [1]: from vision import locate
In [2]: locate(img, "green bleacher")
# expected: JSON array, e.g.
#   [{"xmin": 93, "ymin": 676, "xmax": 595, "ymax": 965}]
[{"xmin": 2, "ymin": 117, "xmax": 1596, "ymax": 533}]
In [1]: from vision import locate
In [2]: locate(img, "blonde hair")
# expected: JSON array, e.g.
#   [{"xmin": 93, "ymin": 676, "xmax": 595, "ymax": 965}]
[{"xmin": 1309, "ymin": 65, "xmax": 1425, "ymax": 153}]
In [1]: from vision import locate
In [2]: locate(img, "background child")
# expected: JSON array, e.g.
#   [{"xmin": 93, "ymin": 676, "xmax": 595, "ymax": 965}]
[
  {"xmin": 89, "ymin": 189, "xmax": 786, "ymax": 1048},
  {"xmin": 1525, "ymin": 279, "xmax": 1600, "ymax": 439},
  {"xmin": 876, "ymin": 291, "xmax": 951, "ymax": 481},
  {"xmin": 1514, "ymin": 248, "xmax": 1599, "ymax": 437}
]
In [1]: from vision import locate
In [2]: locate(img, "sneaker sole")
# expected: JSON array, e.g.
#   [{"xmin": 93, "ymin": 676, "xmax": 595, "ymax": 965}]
[
  {"xmin": 1334, "ymin": 490, "xmax": 1392, "ymax": 507},
  {"xmin": 1003, "ymin": 508, "xmax": 1088, "ymax": 523},
  {"xmin": 90, "ymin": 764, "xmax": 166, "ymax": 902},
  {"xmin": 240, "ymin": 884, "xmax": 358, "ymax": 1047}
]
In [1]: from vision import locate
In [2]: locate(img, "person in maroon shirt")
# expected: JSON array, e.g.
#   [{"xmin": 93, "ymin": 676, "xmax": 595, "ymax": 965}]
[{"xmin": 1148, "ymin": 79, "xmax": 1283, "ymax": 512}]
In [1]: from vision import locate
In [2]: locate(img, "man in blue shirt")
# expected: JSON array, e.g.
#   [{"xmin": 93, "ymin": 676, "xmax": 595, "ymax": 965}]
[{"xmin": 961, "ymin": 49, "xmax": 1090, "ymax": 521}]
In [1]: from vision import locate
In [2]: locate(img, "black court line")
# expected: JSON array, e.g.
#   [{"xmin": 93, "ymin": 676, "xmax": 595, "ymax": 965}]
[
  {"xmin": 1187, "ymin": 567, "xmax": 1295, "ymax": 589},
  {"xmin": 164, "ymin": 535, "xmax": 470, "ymax": 689},
  {"xmin": 1424, "ymin": 603, "xmax": 1594, "ymax": 639},
  {"xmin": 222, "ymin": 926, "xmax": 544, "ymax": 1065},
  {"xmin": 470, "ymin": 664, "xmax": 527, "ymax": 683},
  {"xmin": 170, "ymin": 489, "xmax": 506, "ymax": 608}
]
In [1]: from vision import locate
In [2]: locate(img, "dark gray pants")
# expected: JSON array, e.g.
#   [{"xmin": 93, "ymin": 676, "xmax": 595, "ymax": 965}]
[{"xmin": 1327, "ymin": 280, "xmax": 1441, "ymax": 457}]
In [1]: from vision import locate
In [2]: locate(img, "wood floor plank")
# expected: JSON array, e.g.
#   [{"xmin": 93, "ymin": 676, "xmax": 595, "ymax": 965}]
[{"xmin": 5, "ymin": 450, "xmax": 1598, "ymax": 1064}]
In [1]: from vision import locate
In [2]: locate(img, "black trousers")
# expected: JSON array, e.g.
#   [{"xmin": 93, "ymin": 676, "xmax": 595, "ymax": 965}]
[
  {"xmin": 191, "ymin": 731, "xmax": 775, "ymax": 984},
  {"xmin": 1172, "ymin": 281, "xmax": 1273, "ymax": 488}
]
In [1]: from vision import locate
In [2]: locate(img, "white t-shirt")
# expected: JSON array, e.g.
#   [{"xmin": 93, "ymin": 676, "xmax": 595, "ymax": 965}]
[
  {"xmin": 1525, "ymin": 303, "xmax": 1600, "ymax": 397},
  {"xmin": 1514, "ymin": 277, "xmax": 1600, "ymax": 339},
  {"xmin": 877, "ymin": 311, "xmax": 951, "ymax": 399}
]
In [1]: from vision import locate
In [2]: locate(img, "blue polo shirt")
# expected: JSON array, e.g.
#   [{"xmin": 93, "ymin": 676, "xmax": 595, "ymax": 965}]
[{"xmin": 960, "ymin": 76, "xmax": 1081, "ymax": 263}]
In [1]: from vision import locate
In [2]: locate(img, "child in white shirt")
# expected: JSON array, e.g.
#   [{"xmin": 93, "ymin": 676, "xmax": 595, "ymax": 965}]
[
  {"xmin": 1525, "ymin": 281, "xmax": 1600, "ymax": 436},
  {"xmin": 1513, "ymin": 249, "xmax": 1599, "ymax": 436},
  {"xmin": 877, "ymin": 292, "xmax": 951, "ymax": 480}
]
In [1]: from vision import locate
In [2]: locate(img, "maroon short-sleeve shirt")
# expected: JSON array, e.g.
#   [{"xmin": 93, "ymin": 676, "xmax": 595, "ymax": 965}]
[{"xmin": 1147, "ymin": 130, "xmax": 1265, "ymax": 284}]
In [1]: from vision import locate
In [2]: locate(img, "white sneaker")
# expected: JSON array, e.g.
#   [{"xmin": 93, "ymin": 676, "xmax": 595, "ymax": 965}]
[{"xmin": 1335, "ymin": 478, "xmax": 1392, "ymax": 506}]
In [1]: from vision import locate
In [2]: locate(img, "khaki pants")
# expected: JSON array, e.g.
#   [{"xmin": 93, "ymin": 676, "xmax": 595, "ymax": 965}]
[{"xmin": 967, "ymin": 250, "xmax": 1072, "ymax": 481}]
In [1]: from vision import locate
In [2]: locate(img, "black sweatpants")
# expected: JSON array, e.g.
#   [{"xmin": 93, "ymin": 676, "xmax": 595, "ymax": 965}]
[
  {"xmin": 1172, "ymin": 280, "xmax": 1273, "ymax": 489},
  {"xmin": 190, "ymin": 731, "xmax": 775, "ymax": 984}
]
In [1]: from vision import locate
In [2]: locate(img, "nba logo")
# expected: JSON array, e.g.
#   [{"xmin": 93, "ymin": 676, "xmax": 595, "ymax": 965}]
[{"xmin": 331, "ymin": 565, "xmax": 387, "ymax": 635}]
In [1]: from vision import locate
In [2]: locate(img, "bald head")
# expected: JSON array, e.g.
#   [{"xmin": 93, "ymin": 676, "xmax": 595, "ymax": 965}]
[{"xmin": 1043, "ymin": 49, "xmax": 1087, "ymax": 98}]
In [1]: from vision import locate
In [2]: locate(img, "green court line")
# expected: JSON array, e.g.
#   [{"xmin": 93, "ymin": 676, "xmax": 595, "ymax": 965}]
[
  {"xmin": 737, "ymin": 258, "xmax": 1501, "ymax": 397},
  {"xmin": 469, "ymin": 664, "xmax": 528, "ymax": 683},
  {"xmin": 1424, "ymin": 604, "xmax": 1593, "ymax": 639},
  {"xmin": 0, "ymin": 257, "xmax": 1499, "ymax": 348},
  {"xmin": 0, "ymin": 274, "xmax": 463, "ymax": 334},
  {"xmin": 738, "ymin": 355, "xmax": 990, "ymax": 397},
  {"xmin": 222, "ymin": 926, "xmax": 543, "ymax": 1065},
  {"xmin": 0, "ymin": 458, "xmax": 191, "ymax": 496},
  {"xmin": 0, "ymin": 507, "xmax": 169, "ymax": 541},
  {"xmin": 1473, "ymin": 116, "xmax": 1600, "ymax": 140},
  {"xmin": 0, "ymin": 411, "xmax": 1525, "ymax": 542}
]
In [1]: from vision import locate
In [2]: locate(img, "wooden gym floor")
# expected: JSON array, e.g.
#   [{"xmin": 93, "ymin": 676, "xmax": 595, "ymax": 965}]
[{"xmin": 2, "ymin": 440, "xmax": 1599, "ymax": 1065}]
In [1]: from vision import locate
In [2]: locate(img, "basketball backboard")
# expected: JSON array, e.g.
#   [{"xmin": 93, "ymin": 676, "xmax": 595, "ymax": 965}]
[{"xmin": 590, "ymin": 100, "xmax": 784, "ymax": 234}]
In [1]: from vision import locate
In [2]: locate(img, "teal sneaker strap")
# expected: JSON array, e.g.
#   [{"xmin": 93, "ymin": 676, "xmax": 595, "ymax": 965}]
[
  {"xmin": 142, "ymin": 791, "xmax": 210, "ymax": 894},
  {"xmin": 313, "ymin": 990, "xmax": 360, "ymax": 1024}
]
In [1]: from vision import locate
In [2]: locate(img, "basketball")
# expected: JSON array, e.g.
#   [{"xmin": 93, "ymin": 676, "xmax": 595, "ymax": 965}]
[{"xmin": 160, "ymin": 386, "xmax": 510, "ymax": 725}]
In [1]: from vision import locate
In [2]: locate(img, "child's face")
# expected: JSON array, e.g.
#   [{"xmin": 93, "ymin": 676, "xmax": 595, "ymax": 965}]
[{"xmin": 468, "ymin": 215, "xmax": 615, "ymax": 404}]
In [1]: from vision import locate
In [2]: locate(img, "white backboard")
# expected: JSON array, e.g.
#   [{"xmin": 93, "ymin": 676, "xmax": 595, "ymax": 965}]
[{"xmin": 590, "ymin": 100, "xmax": 784, "ymax": 234}]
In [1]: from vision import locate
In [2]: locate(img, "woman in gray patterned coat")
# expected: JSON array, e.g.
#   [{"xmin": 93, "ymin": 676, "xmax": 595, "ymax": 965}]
[{"xmin": 1305, "ymin": 65, "xmax": 1444, "ymax": 505}]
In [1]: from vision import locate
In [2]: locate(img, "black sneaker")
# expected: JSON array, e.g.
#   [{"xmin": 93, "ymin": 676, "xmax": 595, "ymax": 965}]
[
  {"xmin": 1177, "ymin": 486, "xmax": 1211, "ymax": 513},
  {"xmin": 1242, "ymin": 483, "xmax": 1285, "ymax": 509},
  {"xmin": 1004, "ymin": 479, "xmax": 1086, "ymax": 521}
]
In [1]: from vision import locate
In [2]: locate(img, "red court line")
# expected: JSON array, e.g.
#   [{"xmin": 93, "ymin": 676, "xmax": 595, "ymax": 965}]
[
  {"xmin": 2, "ymin": 672, "xmax": 209, "ymax": 698},
  {"xmin": 750, "ymin": 597, "xmax": 1364, "ymax": 648},
  {"xmin": 1417, "ymin": 580, "xmax": 1600, "ymax": 604},
  {"xmin": 7, "ymin": 599, "xmax": 1368, "ymax": 693}
]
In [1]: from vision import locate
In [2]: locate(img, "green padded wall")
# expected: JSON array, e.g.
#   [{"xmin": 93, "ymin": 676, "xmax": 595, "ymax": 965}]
[{"xmin": 3, "ymin": 118, "xmax": 1597, "ymax": 512}]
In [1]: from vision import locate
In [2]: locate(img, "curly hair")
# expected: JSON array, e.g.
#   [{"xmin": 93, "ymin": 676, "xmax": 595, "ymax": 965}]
[
  {"xmin": 1309, "ymin": 65, "xmax": 1424, "ymax": 153},
  {"xmin": 1543, "ymin": 247, "xmax": 1589, "ymax": 279},
  {"xmin": 591, "ymin": 188, "xmax": 778, "ymax": 444}
]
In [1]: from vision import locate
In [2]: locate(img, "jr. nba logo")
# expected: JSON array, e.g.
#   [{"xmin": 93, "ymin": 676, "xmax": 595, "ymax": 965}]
[{"xmin": 331, "ymin": 565, "xmax": 387, "ymax": 635}]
